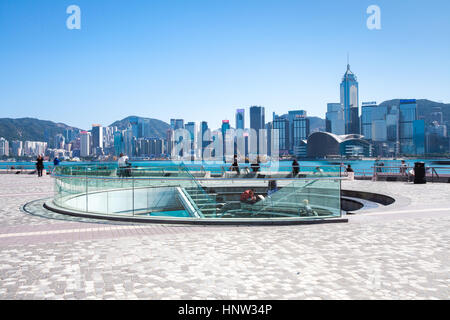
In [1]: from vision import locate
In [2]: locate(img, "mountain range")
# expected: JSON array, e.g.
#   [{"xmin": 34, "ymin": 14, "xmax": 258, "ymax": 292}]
[{"xmin": 1, "ymin": 99, "xmax": 449, "ymax": 143}]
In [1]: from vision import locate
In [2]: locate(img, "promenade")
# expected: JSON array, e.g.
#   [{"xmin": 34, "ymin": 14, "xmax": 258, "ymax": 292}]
[{"xmin": 0, "ymin": 174, "xmax": 449, "ymax": 299}]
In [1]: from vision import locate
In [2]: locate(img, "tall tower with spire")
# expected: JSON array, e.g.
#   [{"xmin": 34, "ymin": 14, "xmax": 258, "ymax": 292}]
[{"xmin": 340, "ymin": 61, "xmax": 360, "ymax": 134}]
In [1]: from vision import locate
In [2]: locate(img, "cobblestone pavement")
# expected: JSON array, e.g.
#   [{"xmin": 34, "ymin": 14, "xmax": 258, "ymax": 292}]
[{"xmin": 0, "ymin": 174, "xmax": 449, "ymax": 299}]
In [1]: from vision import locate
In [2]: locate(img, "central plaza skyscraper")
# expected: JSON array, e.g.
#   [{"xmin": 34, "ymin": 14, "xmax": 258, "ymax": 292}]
[{"xmin": 340, "ymin": 63, "xmax": 360, "ymax": 134}]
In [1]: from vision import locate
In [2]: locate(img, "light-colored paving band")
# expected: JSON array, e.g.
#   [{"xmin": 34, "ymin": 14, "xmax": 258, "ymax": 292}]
[{"xmin": 0, "ymin": 225, "xmax": 152, "ymax": 239}]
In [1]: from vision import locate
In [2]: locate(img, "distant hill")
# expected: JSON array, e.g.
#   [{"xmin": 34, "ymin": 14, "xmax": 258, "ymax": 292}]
[
  {"xmin": 0, "ymin": 118, "xmax": 80, "ymax": 144},
  {"xmin": 308, "ymin": 116, "xmax": 326, "ymax": 132},
  {"xmin": 109, "ymin": 116, "xmax": 170, "ymax": 139}
]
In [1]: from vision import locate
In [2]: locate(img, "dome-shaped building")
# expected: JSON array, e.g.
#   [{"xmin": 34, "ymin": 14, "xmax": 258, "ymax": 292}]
[{"xmin": 307, "ymin": 132, "xmax": 372, "ymax": 158}]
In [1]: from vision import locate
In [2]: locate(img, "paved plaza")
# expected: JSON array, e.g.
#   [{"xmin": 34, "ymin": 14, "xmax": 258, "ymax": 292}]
[{"xmin": 0, "ymin": 174, "xmax": 449, "ymax": 299}]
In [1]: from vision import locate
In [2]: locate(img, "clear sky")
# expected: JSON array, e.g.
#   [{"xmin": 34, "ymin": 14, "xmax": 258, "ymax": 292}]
[{"xmin": 1, "ymin": 0, "xmax": 449, "ymax": 130}]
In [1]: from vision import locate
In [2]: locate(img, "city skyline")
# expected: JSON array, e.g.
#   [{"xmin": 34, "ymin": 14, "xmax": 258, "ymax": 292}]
[{"xmin": 1, "ymin": 0, "xmax": 450, "ymax": 130}]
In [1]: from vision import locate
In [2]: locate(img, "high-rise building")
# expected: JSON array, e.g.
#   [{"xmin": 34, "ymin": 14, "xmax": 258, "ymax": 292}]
[
  {"xmin": 91, "ymin": 124, "xmax": 103, "ymax": 150},
  {"xmin": 11, "ymin": 140, "xmax": 23, "ymax": 157},
  {"xmin": 185, "ymin": 122, "xmax": 196, "ymax": 157},
  {"xmin": 128, "ymin": 117, "xmax": 139, "ymax": 138},
  {"xmin": 272, "ymin": 118, "xmax": 290, "ymax": 154},
  {"xmin": 250, "ymin": 106, "xmax": 265, "ymax": 155},
  {"xmin": 236, "ymin": 109, "xmax": 245, "ymax": 130},
  {"xmin": 430, "ymin": 107, "xmax": 444, "ymax": 124},
  {"xmin": 54, "ymin": 134, "xmax": 65, "ymax": 149},
  {"xmin": 250, "ymin": 106, "xmax": 265, "ymax": 132},
  {"xmin": 340, "ymin": 63, "xmax": 359, "ymax": 134},
  {"xmin": 426, "ymin": 121, "xmax": 448, "ymax": 154},
  {"xmin": 170, "ymin": 119, "xmax": 185, "ymax": 130},
  {"xmin": 413, "ymin": 119, "xmax": 425, "ymax": 155},
  {"xmin": 80, "ymin": 131, "xmax": 91, "ymax": 157},
  {"xmin": 0, "ymin": 137, "xmax": 9, "ymax": 157},
  {"xmin": 221, "ymin": 120, "xmax": 231, "ymax": 157},
  {"xmin": 292, "ymin": 113, "xmax": 310, "ymax": 150},
  {"xmin": 399, "ymin": 100, "xmax": 417, "ymax": 155},
  {"xmin": 199, "ymin": 121, "xmax": 210, "ymax": 158},
  {"xmin": 287, "ymin": 110, "xmax": 308, "ymax": 151},
  {"xmin": 24, "ymin": 141, "xmax": 47, "ymax": 156},
  {"xmin": 114, "ymin": 131, "xmax": 124, "ymax": 156},
  {"xmin": 326, "ymin": 103, "xmax": 345, "ymax": 135},
  {"xmin": 361, "ymin": 102, "xmax": 376, "ymax": 140}
]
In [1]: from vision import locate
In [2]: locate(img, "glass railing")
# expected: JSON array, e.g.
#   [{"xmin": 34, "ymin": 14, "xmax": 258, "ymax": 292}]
[{"xmin": 50, "ymin": 163, "xmax": 344, "ymax": 222}]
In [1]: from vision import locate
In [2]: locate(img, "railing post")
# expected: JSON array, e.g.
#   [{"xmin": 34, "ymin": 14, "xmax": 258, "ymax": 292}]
[
  {"xmin": 85, "ymin": 167, "xmax": 88, "ymax": 212},
  {"xmin": 132, "ymin": 176, "xmax": 135, "ymax": 216}
]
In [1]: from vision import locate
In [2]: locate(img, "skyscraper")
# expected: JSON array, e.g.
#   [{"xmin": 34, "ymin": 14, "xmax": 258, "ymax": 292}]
[
  {"xmin": 11, "ymin": 140, "xmax": 23, "ymax": 157},
  {"xmin": 91, "ymin": 124, "xmax": 103, "ymax": 149},
  {"xmin": 170, "ymin": 119, "xmax": 185, "ymax": 130},
  {"xmin": 236, "ymin": 109, "xmax": 245, "ymax": 130},
  {"xmin": 361, "ymin": 102, "xmax": 376, "ymax": 140},
  {"xmin": 250, "ymin": 106, "xmax": 265, "ymax": 155},
  {"xmin": 272, "ymin": 118, "xmax": 290, "ymax": 154},
  {"xmin": 399, "ymin": 99, "xmax": 417, "ymax": 155},
  {"xmin": 199, "ymin": 121, "xmax": 210, "ymax": 158},
  {"xmin": 0, "ymin": 137, "xmax": 9, "ymax": 157},
  {"xmin": 288, "ymin": 110, "xmax": 309, "ymax": 152},
  {"xmin": 326, "ymin": 103, "xmax": 345, "ymax": 135},
  {"xmin": 185, "ymin": 122, "xmax": 196, "ymax": 157},
  {"xmin": 250, "ymin": 106, "xmax": 265, "ymax": 132},
  {"xmin": 80, "ymin": 131, "xmax": 91, "ymax": 157},
  {"xmin": 340, "ymin": 63, "xmax": 359, "ymax": 134}
]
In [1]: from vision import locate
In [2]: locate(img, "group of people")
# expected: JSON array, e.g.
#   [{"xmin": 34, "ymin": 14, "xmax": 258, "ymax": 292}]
[
  {"xmin": 34, "ymin": 156, "xmax": 61, "ymax": 177},
  {"xmin": 230, "ymin": 155, "xmax": 261, "ymax": 175}
]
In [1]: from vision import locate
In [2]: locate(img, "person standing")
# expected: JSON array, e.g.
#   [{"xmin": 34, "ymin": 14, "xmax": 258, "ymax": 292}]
[
  {"xmin": 292, "ymin": 159, "xmax": 300, "ymax": 177},
  {"xmin": 345, "ymin": 164, "xmax": 354, "ymax": 181},
  {"xmin": 118, "ymin": 153, "xmax": 130, "ymax": 177},
  {"xmin": 53, "ymin": 157, "xmax": 60, "ymax": 167},
  {"xmin": 230, "ymin": 154, "xmax": 240, "ymax": 175},
  {"xmin": 36, "ymin": 155, "xmax": 44, "ymax": 177}
]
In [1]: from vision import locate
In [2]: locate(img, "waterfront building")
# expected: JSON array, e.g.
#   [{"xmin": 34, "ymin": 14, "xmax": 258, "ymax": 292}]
[
  {"xmin": 0, "ymin": 137, "xmax": 9, "ymax": 157},
  {"xmin": 340, "ymin": 63, "xmax": 360, "ymax": 134},
  {"xmin": 326, "ymin": 103, "xmax": 345, "ymax": 135},
  {"xmin": 80, "ymin": 131, "xmax": 91, "ymax": 157},
  {"xmin": 236, "ymin": 109, "xmax": 245, "ymax": 130},
  {"xmin": 307, "ymin": 132, "xmax": 371, "ymax": 158}
]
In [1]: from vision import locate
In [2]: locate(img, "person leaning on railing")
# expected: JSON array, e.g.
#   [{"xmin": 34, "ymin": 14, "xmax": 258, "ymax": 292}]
[
  {"xmin": 118, "ymin": 153, "xmax": 131, "ymax": 177},
  {"xmin": 345, "ymin": 164, "xmax": 354, "ymax": 181}
]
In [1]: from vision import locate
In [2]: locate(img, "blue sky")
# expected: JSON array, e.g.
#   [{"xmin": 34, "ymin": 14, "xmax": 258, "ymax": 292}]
[{"xmin": 1, "ymin": 0, "xmax": 449, "ymax": 130}]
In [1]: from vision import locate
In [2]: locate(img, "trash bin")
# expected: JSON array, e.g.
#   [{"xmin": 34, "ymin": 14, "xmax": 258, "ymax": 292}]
[{"xmin": 414, "ymin": 162, "xmax": 426, "ymax": 184}]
